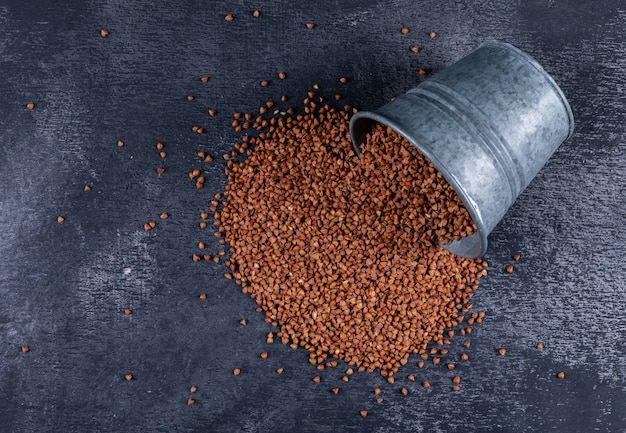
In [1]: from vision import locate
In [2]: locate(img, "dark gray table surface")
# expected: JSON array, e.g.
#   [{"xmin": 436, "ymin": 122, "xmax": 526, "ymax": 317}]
[{"xmin": 1, "ymin": 1, "xmax": 625, "ymax": 432}]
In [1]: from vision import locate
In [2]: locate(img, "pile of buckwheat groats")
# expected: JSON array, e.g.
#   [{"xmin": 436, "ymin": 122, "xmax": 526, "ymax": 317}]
[{"xmin": 213, "ymin": 96, "xmax": 488, "ymax": 377}]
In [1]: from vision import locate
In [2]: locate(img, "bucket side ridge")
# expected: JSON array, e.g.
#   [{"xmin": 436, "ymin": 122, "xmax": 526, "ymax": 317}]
[
  {"xmin": 408, "ymin": 83, "xmax": 522, "ymax": 207},
  {"xmin": 427, "ymin": 41, "xmax": 574, "ymax": 193}
]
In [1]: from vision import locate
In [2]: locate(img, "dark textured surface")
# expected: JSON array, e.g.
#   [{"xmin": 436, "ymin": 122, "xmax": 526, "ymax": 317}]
[{"xmin": 1, "ymin": 1, "xmax": 625, "ymax": 432}]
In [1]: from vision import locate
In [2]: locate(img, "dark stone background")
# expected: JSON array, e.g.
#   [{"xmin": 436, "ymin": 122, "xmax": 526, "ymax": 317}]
[{"xmin": 1, "ymin": 1, "xmax": 624, "ymax": 432}]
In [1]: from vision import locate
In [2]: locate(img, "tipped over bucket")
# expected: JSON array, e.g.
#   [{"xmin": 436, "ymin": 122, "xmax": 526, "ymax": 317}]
[{"xmin": 350, "ymin": 40, "xmax": 574, "ymax": 258}]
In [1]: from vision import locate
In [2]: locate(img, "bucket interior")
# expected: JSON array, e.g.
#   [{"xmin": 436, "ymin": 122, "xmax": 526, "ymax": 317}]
[{"xmin": 350, "ymin": 114, "xmax": 488, "ymax": 259}]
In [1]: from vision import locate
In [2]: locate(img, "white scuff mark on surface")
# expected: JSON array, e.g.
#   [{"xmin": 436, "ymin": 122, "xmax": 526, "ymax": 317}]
[{"xmin": 75, "ymin": 229, "xmax": 156, "ymax": 323}]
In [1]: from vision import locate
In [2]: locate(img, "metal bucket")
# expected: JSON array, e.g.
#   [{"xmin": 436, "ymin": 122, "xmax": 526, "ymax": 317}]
[{"xmin": 350, "ymin": 40, "xmax": 574, "ymax": 258}]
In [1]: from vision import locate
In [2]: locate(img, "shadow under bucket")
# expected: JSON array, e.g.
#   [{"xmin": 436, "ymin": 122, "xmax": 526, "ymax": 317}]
[{"xmin": 350, "ymin": 40, "xmax": 575, "ymax": 259}]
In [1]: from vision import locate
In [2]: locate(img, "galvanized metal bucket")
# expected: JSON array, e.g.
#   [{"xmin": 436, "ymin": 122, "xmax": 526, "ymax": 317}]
[{"xmin": 350, "ymin": 40, "xmax": 574, "ymax": 258}]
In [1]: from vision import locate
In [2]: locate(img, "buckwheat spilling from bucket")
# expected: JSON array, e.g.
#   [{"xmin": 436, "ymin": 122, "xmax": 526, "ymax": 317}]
[{"xmin": 216, "ymin": 98, "xmax": 485, "ymax": 375}]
